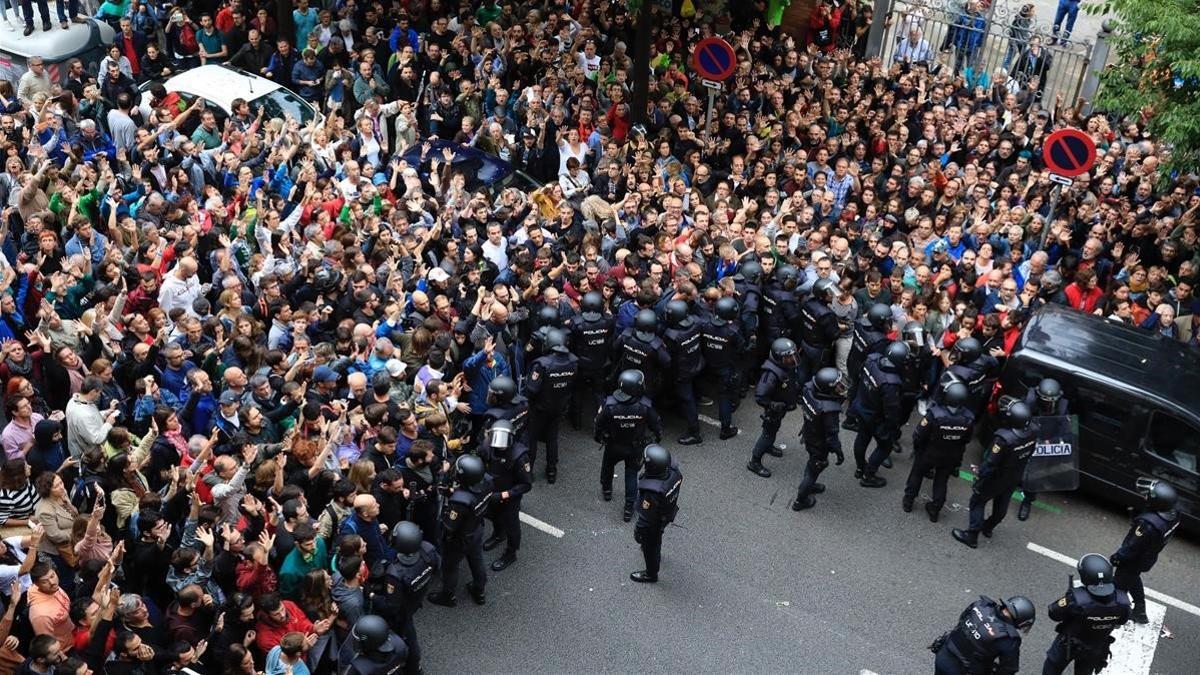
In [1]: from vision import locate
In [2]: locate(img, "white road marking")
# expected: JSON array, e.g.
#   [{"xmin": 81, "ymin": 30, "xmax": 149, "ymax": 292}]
[
  {"xmin": 859, "ymin": 670, "xmax": 880, "ymax": 675},
  {"xmin": 519, "ymin": 511, "xmax": 564, "ymax": 538},
  {"xmin": 1027, "ymin": 542, "xmax": 1200, "ymax": 617},
  {"xmin": 1102, "ymin": 599, "xmax": 1166, "ymax": 675},
  {"xmin": 698, "ymin": 414, "xmax": 722, "ymax": 428}
]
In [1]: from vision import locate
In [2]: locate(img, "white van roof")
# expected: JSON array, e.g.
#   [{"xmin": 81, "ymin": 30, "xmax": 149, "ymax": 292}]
[
  {"xmin": 0, "ymin": 18, "xmax": 114, "ymax": 60},
  {"xmin": 162, "ymin": 65, "xmax": 282, "ymax": 112}
]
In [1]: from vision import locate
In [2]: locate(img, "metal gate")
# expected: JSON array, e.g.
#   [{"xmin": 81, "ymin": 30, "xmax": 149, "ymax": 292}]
[{"xmin": 877, "ymin": 0, "xmax": 1093, "ymax": 108}]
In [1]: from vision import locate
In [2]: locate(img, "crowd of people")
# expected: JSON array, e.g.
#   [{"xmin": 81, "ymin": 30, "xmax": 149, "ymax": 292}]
[{"xmin": 0, "ymin": 0, "xmax": 1195, "ymax": 673}]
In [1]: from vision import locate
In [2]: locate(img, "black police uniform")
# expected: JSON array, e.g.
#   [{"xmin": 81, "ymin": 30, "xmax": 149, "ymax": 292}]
[
  {"xmin": 634, "ymin": 461, "xmax": 682, "ymax": 579},
  {"xmin": 934, "ymin": 596, "xmax": 1023, "ymax": 675},
  {"xmin": 1111, "ymin": 507, "xmax": 1179, "ymax": 622},
  {"xmin": 1043, "ymin": 586, "xmax": 1132, "ymax": 674},
  {"xmin": 612, "ymin": 327, "xmax": 670, "ymax": 397},
  {"xmin": 700, "ymin": 315, "xmax": 746, "ymax": 434},
  {"xmin": 479, "ymin": 396, "xmax": 530, "ymax": 447},
  {"xmin": 1019, "ymin": 388, "xmax": 1069, "ymax": 514},
  {"xmin": 898, "ymin": 338, "xmax": 933, "ymax": 426},
  {"xmin": 524, "ymin": 351, "xmax": 579, "ymax": 476},
  {"xmin": 846, "ymin": 316, "xmax": 890, "ymax": 404},
  {"xmin": 799, "ymin": 296, "xmax": 840, "ymax": 372},
  {"xmin": 481, "ymin": 435, "xmax": 533, "ymax": 561},
  {"xmin": 336, "ymin": 632, "xmax": 409, "ymax": 675},
  {"xmin": 733, "ymin": 279, "xmax": 762, "ymax": 394},
  {"xmin": 750, "ymin": 356, "xmax": 802, "ymax": 467},
  {"xmin": 762, "ymin": 281, "xmax": 801, "ymax": 342},
  {"xmin": 851, "ymin": 352, "xmax": 904, "ymax": 477},
  {"xmin": 569, "ymin": 312, "xmax": 615, "ymax": 426},
  {"xmin": 966, "ymin": 424, "xmax": 1037, "ymax": 536},
  {"xmin": 663, "ymin": 317, "xmax": 705, "ymax": 440},
  {"xmin": 793, "ymin": 380, "xmax": 843, "ymax": 508},
  {"xmin": 436, "ymin": 476, "xmax": 494, "ymax": 600},
  {"xmin": 379, "ymin": 543, "xmax": 440, "ymax": 673},
  {"xmin": 905, "ymin": 404, "xmax": 975, "ymax": 519},
  {"xmin": 938, "ymin": 354, "xmax": 999, "ymax": 417},
  {"xmin": 594, "ymin": 395, "xmax": 663, "ymax": 508}
]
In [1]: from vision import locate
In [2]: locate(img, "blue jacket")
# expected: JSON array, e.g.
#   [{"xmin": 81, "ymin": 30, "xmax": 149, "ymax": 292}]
[
  {"xmin": 953, "ymin": 12, "xmax": 986, "ymax": 51},
  {"xmin": 73, "ymin": 129, "xmax": 117, "ymax": 162},
  {"xmin": 340, "ymin": 514, "xmax": 395, "ymax": 567},
  {"xmin": 291, "ymin": 59, "xmax": 325, "ymax": 101},
  {"xmin": 462, "ymin": 348, "xmax": 510, "ymax": 414}
]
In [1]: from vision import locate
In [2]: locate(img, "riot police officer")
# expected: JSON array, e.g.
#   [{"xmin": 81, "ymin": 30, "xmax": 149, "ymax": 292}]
[
  {"xmin": 379, "ymin": 522, "xmax": 439, "ymax": 674},
  {"xmin": 524, "ymin": 329, "xmax": 579, "ymax": 482},
  {"xmin": 663, "ymin": 299, "xmax": 705, "ymax": 445},
  {"xmin": 595, "ymin": 370, "xmax": 664, "ymax": 522},
  {"xmin": 527, "ymin": 304, "xmax": 563, "ymax": 356},
  {"xmin": 701, "ymin": 297, "xmax": 746, "ymax": 439},
  {"xmin": 733, "ymin": 261, "xmax": 764, "ymax": 398},
  {"xmin": 1043, "ymin": 554, "xmax": 1132, "ymax": 674},
  {"xmin": 428, "ymin": 454, "xmax": 493, "ymax": 607},
  {"xmin": 1110, "ymin": 480, "xmax": 1180, "ymax": 624},
  {"xmin": 747, "ymin": 338, "xmax": 803, "ymax": 478},
  {"xmin": 899, "ymin": 321, "xmax": 935, "ymax": 426},
  {"xmin": 953, "ymin": 400, "xmax": 1037, "ymax": 548},
  {"xmin": 844, "ymin": 303, "xmax": 894, "ymax": 430},
  {"xmin": 905, "ymin": 382, "xmax": 975, "ymax": 522},
  {"xmin": 933, "ymin": 596, "xmax": 1035, "ymax": 674},
  {"xmin": 478, "ymin": 376, "xmax": 529, "ymax": 445},
  {"xmin": 937, "ymin": 337, "xmax": 998, "ymax": 417},
  {"xmin": 792, "ymin": 368, "xmax": 848, "ymax": 511},
  {"xmin": 613, "ymin": 309, "xmax": 670, "ymax": 398},
  {"xmin": 570, "ymin": 291, "xmax": 615, "ymax": 429},
  {"xmin": 631, "ymin": 444, "xmax": 682, "ymax": 584},
  {"xmin": 762, "ymin": 264, "xmax": 803, "ymax": 343},
  {"xmin": 853, "ymin": 341, "xmax": 909, "ymax": 487},
  {"xmin": 337, "ymin": 614, "xmax": 408, "ymax": 675},
  {"xmin": 1018, "ymin": 377, "xmax": 1069, "ymax": 521},
  {"xmin": 799, "ymin": 277, "xmax": 840, "ymax": 375},
  {"xmin": 479, "ymin": 421, "xmax": 532, "ymax": 571}
]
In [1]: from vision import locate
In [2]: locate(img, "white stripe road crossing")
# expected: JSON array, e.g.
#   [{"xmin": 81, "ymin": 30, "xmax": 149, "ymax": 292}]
[
  {"xmin": 697, "ymin": 414, "xmax": 723, "ymax": 428},
  {"xmin": 1026, "ymin": 542, "xmax": 1200, "ymax": 617},
  {"xmin": 519, "ymin": 511, "xmax": 565, "ymax": 538}
]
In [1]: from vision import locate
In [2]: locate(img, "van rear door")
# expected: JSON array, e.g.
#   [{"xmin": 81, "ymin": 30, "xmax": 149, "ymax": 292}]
[
  {"xmin": 1071, "ymin": 383, "xmax": 1143, "ymax": 484},
  {"xmin": 1133, "ymin": 405, "xmax": 1200, "ymax": 516}
]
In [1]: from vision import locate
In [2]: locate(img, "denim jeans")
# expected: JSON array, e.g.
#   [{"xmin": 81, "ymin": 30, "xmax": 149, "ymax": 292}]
[{"xmin": 1052, "ymin": 0, "xmax": 1080, "ymax": 41}]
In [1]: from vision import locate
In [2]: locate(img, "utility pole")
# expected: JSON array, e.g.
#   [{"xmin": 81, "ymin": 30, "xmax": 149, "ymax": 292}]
[{"xmin": 630, "ymin": 4, "xmax": 654, "ymax": 125}]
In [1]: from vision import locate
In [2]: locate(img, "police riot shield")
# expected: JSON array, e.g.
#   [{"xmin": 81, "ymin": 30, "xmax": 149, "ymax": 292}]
[{"xmin": 1022, "ymin": 415, "xmax": 1080, "ymax": 492}]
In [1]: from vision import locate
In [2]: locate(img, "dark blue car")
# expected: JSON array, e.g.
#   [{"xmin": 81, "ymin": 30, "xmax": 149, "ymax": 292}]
[{"xmin": 398, "ymin": 140, "xmax": 541, "ymax": 195}]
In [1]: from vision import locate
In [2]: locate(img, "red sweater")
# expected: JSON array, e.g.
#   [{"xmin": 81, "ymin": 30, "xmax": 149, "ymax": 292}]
[
  {"xmin": 1064, "ymin": 283, "xmax": 1103, "ymax": 314},
  {"xmin": 255, "ymin": 601, "xmax": 313, "ymax": 652}
]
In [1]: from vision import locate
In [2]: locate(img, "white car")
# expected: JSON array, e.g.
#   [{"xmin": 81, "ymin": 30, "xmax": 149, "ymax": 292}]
[{"xmin": 138, "ymin": 64, "xmax": 323, "ymax": 129}]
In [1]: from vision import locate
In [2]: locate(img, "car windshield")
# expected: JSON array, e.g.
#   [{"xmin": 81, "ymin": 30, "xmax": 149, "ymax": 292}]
[{"xmin": 249, "ymin": 88, "xmax": 315, "ymax": 124}]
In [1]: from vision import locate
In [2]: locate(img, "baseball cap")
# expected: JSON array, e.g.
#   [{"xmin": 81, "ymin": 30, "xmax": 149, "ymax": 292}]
[
  {"xmin": 931, "ymin": 240, "xmax": 949, "ymax": 254},
  {"xmin": 313, "ymin": 365, "xmax": 339, "ymax": 383},
  {"xmin": 385, "ymin": 359, "xmax": 407, "ymax": 378},
  {"xmin": 428, "ymin": 267, "xmax": 449, "ymax": 283},
  {"xmin": 219, "ymin": 390, "xmax": 240, "ymax": 405}
]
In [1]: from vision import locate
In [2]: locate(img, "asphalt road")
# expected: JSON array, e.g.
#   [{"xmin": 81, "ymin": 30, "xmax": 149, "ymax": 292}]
[{"xmin": 420, "ymin": 392, "xmax": 1199, "ymax": 674}]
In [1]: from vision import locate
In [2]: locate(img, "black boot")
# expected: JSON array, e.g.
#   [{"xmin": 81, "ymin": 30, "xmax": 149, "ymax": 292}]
[
  {"xmin": 902, "ymin": 496, "xmax": 914, "ymax": 512},
  {"xmin": 719, "ymin": 426, "xmax": 739, "ymax": 440},
  {"xmin": 677, "ymin": 433, "xmax": 703, "ymax": 446},
  {"xmin": 427, "ymin": 591, "xmax": 456, "ymax": 607},
  {"xmin": 1017, "ymin": 500, "xmax": 1032, "ymax": 521},
  {"xmin": 490, "ymin": 552, "xmax": 516, "ymax": 572},
  {"xmin": 602, "ymin": 487, "xmax": 613, "ymax": 502},
  {"xmin": 466, "ymin": 583, "xmax": 486, "ymax": 605},
  {"xmin": 791, "ymin": 495, "xmax": 816, "ymax": 511},
  {"xmin": 951, "ymin": 528, "xmax": 978, "ymax": 549},
  {"xmin": 746, "ymin": 461, "xmax": 772, "ymax": 478},
  {"xmin": 482, "ymin": 532, "xmax": 504, "ymax": 551},
  {"xmin": 842, "ymin": 416, "xmax": 860, "ymax": 432},
  {"xmin": 859, "ymin": 474, "xmax": 887, "ymax": 488},
  {"xmin": 1131, "ymin": 612, "xmax": 1149, "ymax": 624},
  {"xmin": 811, "ymin": 483, "xmax": 825, "ymax": 494},
  {"xmin": 630, "ymin": 570, "xmax": 658, "ymax": 583},
  {"xmin": 881, "ymin": 456, "xmax": 893, "ymax": 469},
  {"xmin": 766, "ymin": 443, "xmax": 785, "ymax": 457},
  {"xmin": 622, "ymin": 504, "xmax": 634, "ymax": 522},
  {"xmin": 546, "ymin": 466, "xmax": 557, "ymax": 484},
  {"xmin": 925, "ymin": 503, "xmax": 940, "ymax": 523}
]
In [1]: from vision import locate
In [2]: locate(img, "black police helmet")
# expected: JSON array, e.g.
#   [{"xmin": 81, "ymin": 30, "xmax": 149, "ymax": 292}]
[
  {"xmin": 942, "ymin": 382, "xmax": 970, "ymax": 409},
  {"xmin": 581, "ymin": 291, "xmax": 604, "ymax": 316},
  {"xmin": 538, "ymin": 304, "xmax": 559, "ymax": 326},
  {"xmin": 487, "ymin": 376, "xmax": 516, "ymax": 406},
  {"xmin": 486, "ymin": 420, "xmax": 515, "ymax": 450},
  {"xmin": 953, "ymin": 337, "xmax": 982, "ymax": 364},
  {"xmin": 614, "ymin": 369, "xmax": 645, "ymax": 402},
  {"xmin": 666, "ymin": 299, "xmax": 689, "ymax": 326},
  {"xmin": 1003, "ymin": 400, "xmax": 1032, "ymax": 429},
  {"xmin": 714, "ymin": 296, "xmax": 739, "ymax": 321},
  {"xmin": 883, "ymin": 340, "xmax": 910, "ymax": 369},
  {"xmin": 1036, "ymin": 378, "xmax": 1062, "ymax": 405},
  {"xmin": 812, "ymin": 277, "xmax": 837, "ymax": 303},
  {"xmin": 544, "ymin": 328, "xmax": 569, "ymax": 354},
  {"xmin": 643, "ymin": 444, "xmax": 671, "ymax": 475},
  {"xmin": 867, "ymin": 303, "xmax": 893, "ymax": 331},
  {"xmin": 1145, "ymin": 480, "xmax": 1179, "ymax": 511},
  {"xmin": 814, "ymin": 367, "xmax": 848, "ymax": 398},
  {"xmin": 455, "ymin": 454, "xmax": 485, "ymax": 487},
  {"xmin": 634, "ymin": 308, "xmax": 658, "ymax": 334},
  {"xmin": 770, "ymin": 337, "xmax": 799, "ymax": 367},
  {"xmin": 391, "ymin": 521, "xmax": 423, "ymax": 556},
  {"xmin": 777, "ymin": 264, "xmax": 800, "ymax": 289},
  {"xmin": 738, "ymin": 260, "xmax": 763, "ymax": 284},
  {"xmin": 352, "ymin": 615, "xmax": 394, "ymax": 654},
  {"xmin": 902, "ymin": 321, "xmax": 925, "ymax": 345},
  {"xmin": 1077, "ymin": 553, "xmax": 1116, "ymax": 597},
  {"xmin": 1001, "ymin": 596, "xmax": 1036, "ymax": 631}
]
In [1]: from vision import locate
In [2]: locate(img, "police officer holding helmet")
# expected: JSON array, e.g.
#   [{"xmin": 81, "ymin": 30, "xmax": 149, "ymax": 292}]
[
  {"xmin": 1042, "ymin": 553, "xmax": 1131, "ymax": 674},
  {"xmin": 595, "ymin": 370, "xmax": 664, "ymax": 521},
  {"xmin": 852, "ymin": 341, "xmax": 909, "ymax": 487},
  {"xmin": 932, "ymin": 595, "xmax": 1035, "ymax": 674},
  {"xmin": 631, "ymin": 444, "xmax": 682, "ymax": 584},
  {"xmin": 1110, "ymin": 479, "xmax": 1180, "ymax": 624},
  {"xmin": 479, "ymin": 420, "xmax": 532, "ymax": 572},
  {"xmin": 905, "ymin": 381, "xmax": 975, "ymax": 523},
  {"xmin": 524, "ymin": 328, "xmax": 578, "ymax": 482},
  {"xmin": 570, "ymin": 291, "xmax": 615, "ymax": 429},
  {"xmin": 747, "ymin": 338, "xmax": 804, "ymax": 478},
  {"xmin": 1018, "ymin": 377, "xmax": 1069, "ymax": 522},
  {"xmin": 378, "ymin": 521, "xmax": 440, "ymax": 675},
  {"xmin": 428, "ymin": 454, "xmax": 493, "ymax": 607},
  {"xmin": 953, "ymin": 399, "xmax": 1037, "ymax": 548},
  {"xmin": 337, "ymin": 614, "xmax": 407, "ymax": 675},
  {"xmin": 662, "ymin": 299, "xmax": 705, "ymax": 445},
  {"xmin": 792, "ymin": 368, "xmax": 848, "ymax": 511},
  {"xmin": 612, "ymin": 308, "xmax": 670, "ymax": 398},
  {"xmin": 701, "ymin": 296, "xmax": 746, "ymax": 439}
]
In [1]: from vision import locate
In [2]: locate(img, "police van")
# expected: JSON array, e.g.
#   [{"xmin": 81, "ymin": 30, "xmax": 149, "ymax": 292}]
[{"xmin": 1002, "ymin": 304, "xmax": 1199, "ymax": 533}]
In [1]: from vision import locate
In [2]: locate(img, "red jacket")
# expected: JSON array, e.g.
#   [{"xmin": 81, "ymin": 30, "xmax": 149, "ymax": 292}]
[
  {"xmin": 1064, "ymin": 283, "xmax": 1103, "ymax": 314},
  {"xmin": 255, "ymin": 600, "xmax": 313, "ymax": 652}
]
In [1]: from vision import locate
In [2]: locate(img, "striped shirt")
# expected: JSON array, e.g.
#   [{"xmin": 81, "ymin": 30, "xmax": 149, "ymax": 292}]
[{"xmin": 0, "ymin": 483, "xmax": 40, "ymax": 527}]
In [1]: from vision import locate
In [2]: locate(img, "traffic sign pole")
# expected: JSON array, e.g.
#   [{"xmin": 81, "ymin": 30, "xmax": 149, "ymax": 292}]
[
  {"xmin": 1040, "ymin": 183, "xmax": 1063, "ymax": 250},
  {"xmin": 703, "ymin": 84, "xmax": 718, "ymax": 151},
  {"xmin": 690, "ymin": 38, "xmax": 735, "ymax": 158}
]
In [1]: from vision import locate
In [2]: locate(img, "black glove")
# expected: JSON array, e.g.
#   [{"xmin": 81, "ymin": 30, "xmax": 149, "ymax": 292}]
[{"xmin": 833, "ymin": 449, "xmax": 845, "ymax": 466}]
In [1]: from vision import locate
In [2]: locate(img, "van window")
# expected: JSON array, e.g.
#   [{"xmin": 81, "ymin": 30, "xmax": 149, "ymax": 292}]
[
  {"xmin": 1145, "ymin": 411, "xmax": 1200, "ymax": 474},
  {"xmin": 1075, "ymin": 386, "xmax": 1127, "ymax": 436}
]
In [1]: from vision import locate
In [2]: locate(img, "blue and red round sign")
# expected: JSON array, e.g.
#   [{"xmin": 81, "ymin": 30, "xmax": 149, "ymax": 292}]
[
  {"xmin": 691, "ymin": 37, "xmax": 736, "ymax": 82},
  {"xmin": 1042, "ymin": 128, "xmax": 1097, "ymax": 178}
]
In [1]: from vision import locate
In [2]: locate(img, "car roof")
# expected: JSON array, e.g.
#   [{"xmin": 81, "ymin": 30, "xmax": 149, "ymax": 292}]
[
  {"xmin": 163, "ymin": 65, "xmax": 280, "ymax": 110},
  {"xmin": 1014, "ymin": 304, "xmax": 1200, "ymax": 415},
  {"xmin": 0, "ymin": 20, "xmax": 114, "ymax": 60}
]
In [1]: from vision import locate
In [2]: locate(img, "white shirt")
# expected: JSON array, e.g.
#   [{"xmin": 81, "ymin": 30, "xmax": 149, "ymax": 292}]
[
  {"xmin": 158, "ymin": 271, "xmax": 202, "ymax": 317},
  {"xmin": 481, "ymin": 238, "xmax": 509, "ymax": 270},
  {"xmin": 65, "ymin": 394, "xmax": 113, "ymax": 460}
]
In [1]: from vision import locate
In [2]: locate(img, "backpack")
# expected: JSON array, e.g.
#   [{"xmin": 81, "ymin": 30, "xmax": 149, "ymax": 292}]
[
  {"xmin": 178, "ymin": 23, "xmax": 199, "ymax": 54},
  {"xmin": 71, "ymin": 473, "xmax": 102, "ymax": 512}
]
